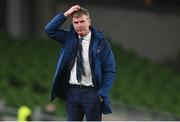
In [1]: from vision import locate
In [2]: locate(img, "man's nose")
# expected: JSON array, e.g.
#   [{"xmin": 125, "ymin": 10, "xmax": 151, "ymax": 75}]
[{"xmin": 77, "ymin": 23, "xmax": 82, "ymax": 28}]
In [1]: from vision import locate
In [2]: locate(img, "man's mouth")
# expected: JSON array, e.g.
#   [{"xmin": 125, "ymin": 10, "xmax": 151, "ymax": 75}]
[{"xmin": 78, "ymin": 30, "xmax": 83, "ymax": 32}]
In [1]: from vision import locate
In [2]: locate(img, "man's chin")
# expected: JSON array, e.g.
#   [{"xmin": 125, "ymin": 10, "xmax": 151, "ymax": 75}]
[{"xmin": 78, "ymin": 33, "xmax": 85, "ymax": 37}]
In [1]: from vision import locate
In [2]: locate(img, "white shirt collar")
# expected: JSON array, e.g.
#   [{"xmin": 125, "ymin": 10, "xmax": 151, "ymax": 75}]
[{"xmin": 79, "ymin": 31, "xmax": 91, "ymax": 41}]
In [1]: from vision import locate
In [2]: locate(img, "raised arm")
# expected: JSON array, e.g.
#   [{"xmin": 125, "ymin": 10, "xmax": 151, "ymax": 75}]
[{"xmin": 44, "ymin": 5, "xmax": 80, "ymax": 44}]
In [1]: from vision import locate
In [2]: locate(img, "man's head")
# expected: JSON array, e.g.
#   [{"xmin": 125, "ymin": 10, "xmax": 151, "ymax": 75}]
[{"xmin": 71, "ymin": 7, "xmax": 91, "ymax": 37}]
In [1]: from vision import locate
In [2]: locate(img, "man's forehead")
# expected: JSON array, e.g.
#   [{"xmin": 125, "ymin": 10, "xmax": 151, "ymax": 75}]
[{"xmin": 72, "ymin": 15, "xmax": 89, "ymax": 21}]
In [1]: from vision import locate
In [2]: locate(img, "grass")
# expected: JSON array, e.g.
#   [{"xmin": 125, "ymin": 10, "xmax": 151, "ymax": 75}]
[{"xmin": 0, "ymin": 33, "xmax": 180, "ymax": 117}]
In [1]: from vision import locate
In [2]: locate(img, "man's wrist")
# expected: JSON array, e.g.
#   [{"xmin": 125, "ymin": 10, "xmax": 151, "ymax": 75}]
[{"xmin": 64, "ymin": 12, "xmax": 69, "ymax": 17}]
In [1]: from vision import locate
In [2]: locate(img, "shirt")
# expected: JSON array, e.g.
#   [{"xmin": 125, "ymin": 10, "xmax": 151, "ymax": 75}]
[{"xmin": 69, "ymin": 31, "xmax": 93, "ymax": 86}]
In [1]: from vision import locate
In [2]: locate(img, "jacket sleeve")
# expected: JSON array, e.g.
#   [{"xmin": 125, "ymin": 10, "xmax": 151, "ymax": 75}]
[
  {"xmin": 98, "ymin": 40, "xmax": 116, "ymax": 98},
  {"xmin": 44, "ymin": 13, "xmax": 68, "ymax": 44}
]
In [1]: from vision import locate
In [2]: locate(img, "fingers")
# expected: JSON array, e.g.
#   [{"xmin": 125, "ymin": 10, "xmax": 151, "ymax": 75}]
[
  {"xmin": 64, "ymin": 5, "xmax": 81, "ymax": 17},
  {"xmin": 70, "ymin": 5, "xmax": 80, "ymax": 14},
  {"xmin": 72, "ymin": 5, "xmax": 80, "ymax": 12}
]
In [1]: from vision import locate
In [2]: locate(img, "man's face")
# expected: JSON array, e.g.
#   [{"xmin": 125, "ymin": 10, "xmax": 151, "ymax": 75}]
[{"xmin": 72, "ymin": 15, "xmax": 91, "ymax": 37}]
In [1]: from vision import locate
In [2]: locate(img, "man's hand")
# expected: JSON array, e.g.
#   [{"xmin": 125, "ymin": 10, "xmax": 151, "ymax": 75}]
[{"xmin": 64, "ymin": 5, "xmax": 80, "ymax": 17}]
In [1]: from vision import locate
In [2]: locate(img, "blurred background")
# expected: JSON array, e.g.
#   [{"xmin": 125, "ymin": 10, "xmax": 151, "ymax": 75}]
[{"xmin": 0, "ymin": 0, "xmax": 180, "ymax": 121}]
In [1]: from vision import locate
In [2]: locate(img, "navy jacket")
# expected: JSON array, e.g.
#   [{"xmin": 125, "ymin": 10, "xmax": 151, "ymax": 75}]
[{"xmin": 45, "ymin": 13, "xmax": 116, "ymax": 114}]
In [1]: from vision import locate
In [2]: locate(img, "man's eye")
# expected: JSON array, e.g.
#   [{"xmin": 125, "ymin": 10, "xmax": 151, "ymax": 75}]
[{"xmin": 74, "ymin": 22, "xmax": 78, "ymax": 24}]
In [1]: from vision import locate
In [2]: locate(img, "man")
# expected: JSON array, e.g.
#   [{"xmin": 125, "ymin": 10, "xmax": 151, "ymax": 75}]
[{"xmin": 45, "ymin": 5, "xmax": 116, "ymax": 121}]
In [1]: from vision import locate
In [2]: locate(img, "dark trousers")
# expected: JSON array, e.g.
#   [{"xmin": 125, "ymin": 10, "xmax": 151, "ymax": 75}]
[{"xmin": 66, "ymin": 85, "xmax": 102, "ymax": 121}]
